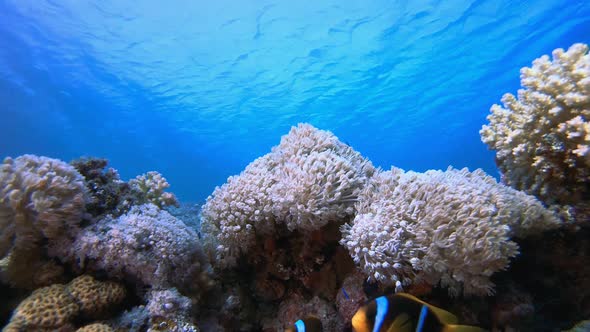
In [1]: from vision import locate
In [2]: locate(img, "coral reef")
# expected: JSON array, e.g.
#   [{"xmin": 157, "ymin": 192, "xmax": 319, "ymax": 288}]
[
  {"xmin": 167, "ymin": 203, "xmax": 202, "ymax": 232},
  {"xmin": 66, "ymin": 275, "xmax": 127, "ymax": 318},
  {"xmin": 335, "ymin": 271, "xmax": 367, "ymax": 328},
  {"xmin": 109, "ymin": 289, "xmax": 200, "ymax": 332},
  {"xmin": 0, "ymin": 155, "xmax": 87, "ymax": 289},
  {"xmin": 3, "ymin": 275, "xmax": 125, "ymax": 332},
  {"xmin": 507, "ymin": 226, "xmax": 590, "ymax": 330},
  {"xmin": 201, "ymin": 123, "xmax": 374, "ymax": 267},
  {"xmin": 70, "ymin": 157, "xmax": 134, "ymax": 218},
  {"xmin": 341, "ymin": 167, "xmax": 561, "ymax": 296},
  {"xmin": 2, "ymin": 95, "xmax": 587, "ymax": 331},
  {"xmin": 270, "ymin": 294, "xmax": 344, "ymax": 332},
  {"xmin": 129, "ymin": 171, "xmax": 179, "ymax": 209},
  {"xmin": 71, "ymin": 158, "xmax": 179, "ymax": 218},
  {"xmin": 145, "ymin": 288, "xmax": 199, "ymax": 332},
  {"xmin": 70, "ymin": 203, "xmax": 211, "ymax": 291},
  {"xmin": 480, "ymin": 43, "xmax": 590, "ymax": 211}
]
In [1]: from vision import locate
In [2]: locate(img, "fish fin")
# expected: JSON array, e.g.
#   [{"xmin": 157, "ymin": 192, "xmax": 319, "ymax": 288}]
[
  {"xmin": 387, "ymin": 313, "xmax": 413, "ymax": 332},
  {"xmin": 442, "ymin": 324, "xmax": 489, "ymax": 332},
  {"xmin": 427, "ymin": 306, "xmax": 459, "ymax": 324},
  {"xmin": 395, "ymin": 293, "xmax": 458, "ymax": 324}
]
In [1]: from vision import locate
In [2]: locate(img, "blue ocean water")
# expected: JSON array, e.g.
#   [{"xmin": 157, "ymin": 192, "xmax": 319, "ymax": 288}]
[{"xmin": 0, "ymin": 0, "xmax": 588, "ymax": 202}]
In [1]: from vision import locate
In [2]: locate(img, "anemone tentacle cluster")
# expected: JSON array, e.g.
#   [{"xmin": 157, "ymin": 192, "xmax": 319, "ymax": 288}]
[
  {"xmin": 201, "ymin": 123, "xmax": 375, "ymax": 267},
  {"xmin": 340, "ymin": 167, "xmax": 560, "ymax": 296}
]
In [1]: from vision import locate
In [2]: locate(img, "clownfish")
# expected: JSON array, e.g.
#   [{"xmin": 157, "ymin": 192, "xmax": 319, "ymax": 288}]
[
  {"xmin": 285, "ymin": 316, "xmax": 323, "ymax": 332},
  {"xmin": 352, "ymin": 293, "xmax": 487, "ymax": 332}
]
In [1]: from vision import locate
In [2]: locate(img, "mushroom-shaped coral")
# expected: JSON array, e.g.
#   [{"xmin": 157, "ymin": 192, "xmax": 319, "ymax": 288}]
[
  {"xmin": 3, "ymin": 275, "xmax": 125, "ymax": 332},
  {"xmin": 201, "ymin": 123, "xmax": 374, "ymax": 267},
  {"xmin": 341, "ymin": 167, "xmax": 561, "ymax": 296},
  {"xmin": 71, "ymin": 204, "xmax": 210, "ymax": 290},
  {"xmin": 480, "ymin": 43, "xmax": 590, "ymax": 209},
  {"xmin": 0, "ymin": 155, "xmax": 87, "ymax": 288}
]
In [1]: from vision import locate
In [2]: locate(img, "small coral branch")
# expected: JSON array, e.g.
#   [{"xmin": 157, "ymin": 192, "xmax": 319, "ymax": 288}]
[
  {"xmin": 480, "ymin": 43, "xmax": 590, "ymax": 212},
  {"xmin": 129, "ymin": 171, "xmax": 179, "ymax": 209}
]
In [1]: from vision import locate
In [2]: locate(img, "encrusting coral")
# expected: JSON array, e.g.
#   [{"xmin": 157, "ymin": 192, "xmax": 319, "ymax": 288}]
[
  {"xmin": 2, "ymin": 275, "xmax": 125, "ymax": 332},
  {"xmin": 480, "ymin": 43, "xmax": 590, "ymax": 210},
  {"xmin": 340, "ymin": 167, "xmax": 561, "ymax": 296},
  {"xmin": 70, "ymin": 203, "xmax": 211, "ymax": 291},
  {"xmin": 201, "ymin": 123, "xmax": 375, "ymax": 267},
  {"xmin": 0, "ymin": 155, "xmax": 87, "ymax": 289}
]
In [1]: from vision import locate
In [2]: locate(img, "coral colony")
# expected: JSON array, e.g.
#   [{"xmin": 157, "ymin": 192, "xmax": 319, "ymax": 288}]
[{"xmin": 0, "ymin": 43, "xmax": 589, "ymax": 331}]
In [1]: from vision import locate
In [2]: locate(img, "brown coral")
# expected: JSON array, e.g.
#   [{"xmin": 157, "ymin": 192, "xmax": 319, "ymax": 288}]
[
  {"xmin": 7, "ymin": 284, "xmax": 79, "ymax": 330},
  {"xmin": 67, "ymin": 275, "xmax": 126, "ymax": 318},
  {"xmin": 3, "ymin": 275, "xmax": 126, "ymax": 331},
  {"xmin": 75, "ymin": 323, "xmax": 114, "ymax": 332},
  {"xmin": 0, "ymin": 155, "xmax": 87, "ymax": 289},
  {"xmin": 0, "ymin": 155, "xmax": 87, "ymax": 253}
]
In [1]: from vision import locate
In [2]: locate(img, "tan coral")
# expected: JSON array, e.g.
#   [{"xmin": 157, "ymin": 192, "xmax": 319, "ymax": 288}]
[
  {"xmin": 67, "ymin": 275, "xmax": 126, "ymax": 317},
  {"xmin": 3, "ymin": 275, "xmax": 126, "ymax": 331},
  {"xmin": 75, "ymin": 323, "xmax": 114, "ymax": 332},
  {"xmin": 480, "ymin": 43, "xmax": 590, "ymax": 208},
  {"xmin": 7, "ymin": 284, "xmax": 79, "ymax": 330},
  {"xmin": 0, "ymin": 155, "xmax": 87, "ymax": 288},
  {"xmin": 0, "ymin": 155, "xmax": 87, "ymax": 252}
]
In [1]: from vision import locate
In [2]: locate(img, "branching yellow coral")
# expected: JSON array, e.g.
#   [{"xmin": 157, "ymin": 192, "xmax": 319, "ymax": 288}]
[{"xmin": 480, "ymin": 43, "xmax": 590, "ymax": 208}]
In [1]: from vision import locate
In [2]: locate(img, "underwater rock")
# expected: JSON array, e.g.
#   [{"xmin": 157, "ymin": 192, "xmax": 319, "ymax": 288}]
[
  {"xmin": 335, "ymin": 270, "xmax": 367, "ymax": 329},
  {"xmin": 507, "ymin": 226, "xmax": 590, "ymax": 329},
  {"xmin": 273, "ymin": 293, "xmax": 344, "ymax": 332}
]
